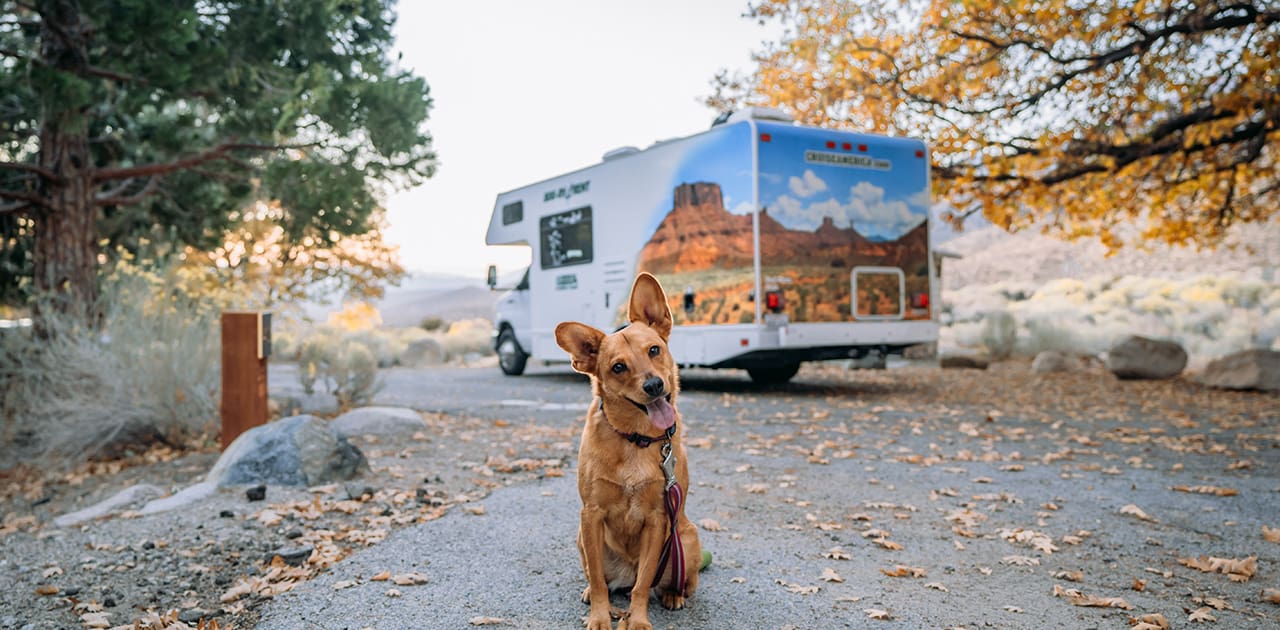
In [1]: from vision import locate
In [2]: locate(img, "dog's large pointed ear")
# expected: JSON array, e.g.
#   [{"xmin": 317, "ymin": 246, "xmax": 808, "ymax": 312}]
[
  {"xmin": 555, "ymin": 322, "xmax": 605, "ymax": 374},
  {"xmin": 628, "ymin": 272, "xmax": 672, "ymax": 340}
]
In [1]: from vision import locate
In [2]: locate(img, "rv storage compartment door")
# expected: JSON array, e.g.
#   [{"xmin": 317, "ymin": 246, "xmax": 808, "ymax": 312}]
[{"xmin": 851, "ymin": 266, "xmax": 905, "ymax": 320}]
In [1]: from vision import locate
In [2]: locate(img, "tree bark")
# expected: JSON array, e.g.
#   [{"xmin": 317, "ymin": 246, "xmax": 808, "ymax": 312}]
[{"xmin": 32, "ymin": 122, "xmax": 98, "ymax": 329}]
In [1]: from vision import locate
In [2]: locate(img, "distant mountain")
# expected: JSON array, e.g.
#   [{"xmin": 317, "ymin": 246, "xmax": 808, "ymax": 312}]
[{"xmin": 295, "ymin": 270, "xmax": 498, "ymax": 327}]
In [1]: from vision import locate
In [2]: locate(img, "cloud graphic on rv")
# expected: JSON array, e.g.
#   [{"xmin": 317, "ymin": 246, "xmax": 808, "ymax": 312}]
[
  {"xmin": 769, "ymin": 180, "xmax": 918, "ymax": 239},
  {"xmin": 788, "ymin": 169, "xmax": 828, "ymax": 197}
]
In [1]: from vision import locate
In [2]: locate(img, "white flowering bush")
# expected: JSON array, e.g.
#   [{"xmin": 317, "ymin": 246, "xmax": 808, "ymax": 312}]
[{"xmin": 942, "ymin": 273, "xmax": 1280, "ymax": 368}]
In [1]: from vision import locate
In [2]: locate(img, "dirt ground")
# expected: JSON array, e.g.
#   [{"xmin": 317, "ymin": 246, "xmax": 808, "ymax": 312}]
[{"xmin": 0, "ymin": 361, "xmax": 1277, "ymax": 629}]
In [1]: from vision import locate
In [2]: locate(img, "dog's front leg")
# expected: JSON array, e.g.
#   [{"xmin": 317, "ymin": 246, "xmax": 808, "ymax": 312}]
[
  {"xmin": 619, "ymin": 512, "xmax": 667, "ymax": 630},
  {"xmin": 580, "ymin": 505, "xmax": 613, "ymax": 630}
]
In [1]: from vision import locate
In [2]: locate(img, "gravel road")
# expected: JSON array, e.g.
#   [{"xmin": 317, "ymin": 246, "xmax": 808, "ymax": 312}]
[{"xmin": 257, "ymin": 362, "xmax": 1280, "ymax": 629}]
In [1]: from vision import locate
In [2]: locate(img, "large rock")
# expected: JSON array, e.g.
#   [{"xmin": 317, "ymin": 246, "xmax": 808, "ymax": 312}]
[
  {"xmin": 1106, "ymin": 335, "xmax": 1187, "ymax": 380},
  {"xmin": 206, "ymin": 415, "xmax": 368, "ymax": 487},
  {"xmin": 331, "ymin": 406, "xmax": 426, "ymax": 439},
  {"xmin": 1197, "ymin": 349, "xmax": 1280, "ymax": 392}
]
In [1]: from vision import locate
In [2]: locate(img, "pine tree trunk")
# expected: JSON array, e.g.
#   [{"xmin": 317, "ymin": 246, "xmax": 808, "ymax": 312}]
[{"xmin": 32, "ymin": 123, "xmax": 99, "ymax": 329}]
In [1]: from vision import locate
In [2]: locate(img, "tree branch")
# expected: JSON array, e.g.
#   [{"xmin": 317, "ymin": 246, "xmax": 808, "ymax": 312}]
[
  {"xmin": 0, "ymin": 188, "xmax": 46, "ymax": 209},
  {"xmin": 94, "ymin": 176, "xmax": 159, "ymax": 206},
  {"xmin": 0, "ymin": 160, "xmax": 61, "ymax": 183},
  {"xmin": 0, "ymin": 199, "xmax": 33, "ymax": 214},
  {"xmin": 92, "ymin": 140, "xmax": 298, "ymax": 181}
]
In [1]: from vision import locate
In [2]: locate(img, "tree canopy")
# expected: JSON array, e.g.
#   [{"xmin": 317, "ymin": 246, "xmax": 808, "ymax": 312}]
[
  {"xmin": 0, "ymin": 0, "xmax": 434, "ymax": 319},
  {"xmin": 710, "ymin": 0, "xmax": 1280, "ymax": 249}
]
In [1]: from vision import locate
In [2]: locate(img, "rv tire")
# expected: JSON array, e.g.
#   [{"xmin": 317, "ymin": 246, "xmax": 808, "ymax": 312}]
[
  {"xmin": 497, "ymin": 328, "xmax": 528, "ymax": 376},
  {"xmin": 747, "ymin": 363, "xmax": 800, "ymax": 385}
]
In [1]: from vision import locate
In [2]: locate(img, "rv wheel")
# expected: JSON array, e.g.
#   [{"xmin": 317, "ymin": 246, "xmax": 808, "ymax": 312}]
[
  {"xmin": 497, "ymin": 328, "xmax": 528, "ymax": 376},
  {"xmin": 747, "ymin": 363, "xmax": 800, "ymax": 385}
]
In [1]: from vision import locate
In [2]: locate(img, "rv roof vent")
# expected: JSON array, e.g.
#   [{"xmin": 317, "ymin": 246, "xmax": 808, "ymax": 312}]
[
  {"xmin": 602, "ymin": 146, "xmax": 641, "ymax": 161},
  {"xmin": 716, "ymin": 107, "xmax": 795, "ymax": 126}
]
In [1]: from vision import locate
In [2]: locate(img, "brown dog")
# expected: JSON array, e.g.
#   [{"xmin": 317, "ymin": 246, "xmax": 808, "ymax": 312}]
[{"xmin": 555, "ymin": 273, "xmax": 701, "ymax": 630}]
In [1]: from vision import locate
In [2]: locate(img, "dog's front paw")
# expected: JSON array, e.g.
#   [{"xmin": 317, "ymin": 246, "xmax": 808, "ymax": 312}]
[
  {"xmin": 617, "ymin": 617, "xmax": 652, "ymax": 630},
  {"xmin": 585, "ymin": 612, "xmax": 613, "ymax": 630},
  {"xmin": 660, "ymin": 590, "xmax": 686, "ymax": 610}
]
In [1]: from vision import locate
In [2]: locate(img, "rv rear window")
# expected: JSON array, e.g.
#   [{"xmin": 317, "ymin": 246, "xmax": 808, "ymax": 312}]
[
  {"xmin": 502, "ymin": 201, "xmax": 523, "ymax": 225},
  {"xmin": 540, "ymin": 206, "xmax": 593, "ymax": 269}
]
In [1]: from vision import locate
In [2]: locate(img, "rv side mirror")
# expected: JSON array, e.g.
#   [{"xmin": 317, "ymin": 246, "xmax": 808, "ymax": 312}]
[{"xmin": 486, "ymin": 265, "xmax": 497, "ymax": 289}]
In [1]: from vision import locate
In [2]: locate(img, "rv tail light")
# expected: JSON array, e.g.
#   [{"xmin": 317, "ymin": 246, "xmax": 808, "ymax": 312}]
[
  {"xmin": 915, "ymin": 149, "xmax": 925, "ymax": 158},
  {"xmin": 765, "ymin": 290, "xmax": 785, "ymax": 312},
  {"xmin": 910, "ymin": 292, "xmax": 929, "ymax": 309}
]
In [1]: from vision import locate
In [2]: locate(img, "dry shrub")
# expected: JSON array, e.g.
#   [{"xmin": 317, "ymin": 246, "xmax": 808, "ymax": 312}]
[
  {"xmin": 295, "ymin": 329, "xmax": 383, "ymax": 407},
  {"xmin": 0, "ymin": 261, "xmax": 220, "ymax": 467}
]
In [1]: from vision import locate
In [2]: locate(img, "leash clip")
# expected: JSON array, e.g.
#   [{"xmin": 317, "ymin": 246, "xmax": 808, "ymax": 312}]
[{"xmin": 660, "ymin": 441, "xmax": 676, "ymax": 490}]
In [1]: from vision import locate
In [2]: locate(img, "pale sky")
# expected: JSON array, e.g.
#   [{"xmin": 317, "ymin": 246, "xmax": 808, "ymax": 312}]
[{"xmin": 385, "ymin": 1, "xmax": 774, "ymax": 279}]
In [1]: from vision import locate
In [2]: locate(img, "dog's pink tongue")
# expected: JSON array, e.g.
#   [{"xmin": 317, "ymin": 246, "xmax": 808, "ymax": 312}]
[{"xmin": 645, "ymin": 398, "xmax": 676, "ymax": 431}]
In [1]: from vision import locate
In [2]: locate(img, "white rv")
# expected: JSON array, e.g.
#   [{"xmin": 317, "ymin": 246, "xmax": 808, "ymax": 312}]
[{"xmin": 486, "ymin": 108, "xmax": 937, "ymax": 384}]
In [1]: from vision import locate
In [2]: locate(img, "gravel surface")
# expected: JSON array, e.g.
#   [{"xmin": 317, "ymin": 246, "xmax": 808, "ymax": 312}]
[{"xmin": 2, "ymin": 362, "xmax": 1278, "ymax": 629}]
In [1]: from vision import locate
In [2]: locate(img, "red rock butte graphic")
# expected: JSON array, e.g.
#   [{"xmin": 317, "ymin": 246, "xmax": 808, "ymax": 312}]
[{"xmin": 638, "ymin": 182, "xmax": 927, "ymax": 274}]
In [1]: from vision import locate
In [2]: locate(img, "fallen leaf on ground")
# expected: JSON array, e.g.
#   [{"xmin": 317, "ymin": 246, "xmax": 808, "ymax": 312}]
[
  {"xmin": 1178, "ymin": 555, "xmax": 1256, "ymax": 582},
  {"xmin": 463, "ymin": 504, "xmax": 486, "ymax": 516},
  {"xmin": 925, "ymin": 582, "xmax": 948, "ymax": 592},
  {"xmin": 1052, "ymin": 584, "xmax": 1133, "ymax": 609},
  {"xmin": 1002, "ymin": 605, "xmax": 1022, "ymax": 613},
  {"xmin": 1193, "ymin": 596, "xmax": 1230, "ymax": 610},
  {"xmin": 1120, "ymin": 504, "xmax": 1157, "ymax": 522},
  {"xmin": 1002, "ymin": 555, "xmax": 1039, "ymax": 567},
  {"xmin": 880, "ymin": 565, "xmax": 926, "ymax": 578},
  {"xmin": 371, "ymin": 570, "xmax": 391, "ymax": 581},
  {"xmin": 1263, "ymin": 589, "xmax": 1280, "ymax": 604},
  {"xmin": 1262, "ymin": 526, "xmax": 1280, "ymax": 543},
  {"xmin": 385, "ymin": 588, "xmax": 402, "ymax": 597},
  {"xmin": 1131, "ymin": 578, "xmax": 1146, "ymax": 592},
  {"xmin": 391, "ymin": 572, "xmax": 429, "ymax": 586},
  {"xmin": 79, "ymin": 612, "xmax": 111, "ymax": 628},
  {"xmin": 871, "ymin": 537, "xmax": 903, "ymax": 551},
  {"xmin": 820, "ymin": 567, "xmax": 845, "ymax": 582},
  {"xmin": 699, "ymin": 518, "xmax": 725, "ymax": 532},
  {"xmin": 469, "ymin": 617, "xmax": 507, "ymax": 625},
  {"xmin": 743, "ymin": 483, "xmax": 768, "ymax": 494},
  {"xmin": 864, "ymin": 608, "xmax": 893, "ymax": 620},
  {"xmin": 823, "ymin": 547, "xmax": 851, "ymax": 560},
  {"xmin": 332, "ymin": 580, "xmax": 357, "ymax": 590},
  {"xmin": 1050, "ymin": 570, "xmax": 1083, "ymax": 582},
  {"xmin": 1187, "ymin": 607, "xmax": 1216, "ymax": 622},
  {"xmin": 1172, "ymin": 485, "xmax": 1238, "ymax": 497},
  {"xmin": 729, "ymin": 576, "xmax": 746, "ymax": 584},
  {"xmin": 1130, "ymin": 613, "xmax": 1169, "ymax": 629},
  {"xmin": 999, "ymin": 528, "xmax": 1058, "ymax": 554},
  {"xmin": 34, "ymin": 585, "xmax": 58, "ymax": 596},
  {"xmin": 776, "ymin": 579, "xmax": 818, "ymax": 595}
]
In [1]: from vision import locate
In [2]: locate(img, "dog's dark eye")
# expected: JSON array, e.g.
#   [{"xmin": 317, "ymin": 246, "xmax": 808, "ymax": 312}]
[
  {"xmin": 611, "ymin": 362, "xmax": 627, "ymax": 374},
  {"xmin": 649, "ymin": 345, "xmax": 660, "ymax": 358}
]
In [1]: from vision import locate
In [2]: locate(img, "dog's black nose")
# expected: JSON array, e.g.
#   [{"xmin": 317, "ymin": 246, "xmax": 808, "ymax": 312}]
[{"xmin": 642, "ymin": 376, "xmax": 665, "ymax": 397}]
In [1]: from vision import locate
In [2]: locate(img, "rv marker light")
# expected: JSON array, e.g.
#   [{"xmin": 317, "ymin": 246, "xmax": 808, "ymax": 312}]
[
  {"xmin": 760, "ymin": 133, "xmax": 772, "ymax": 142},
  {"xmin": 825, "ymin": 140, "xmax": 836, "ymax": 149},
  {"xmin": 857, "ymin": 144, "xmax": 867, "ymax": 152},
  {"xmin": 915, "ymin": 150, "xmax": 925, "ymax": 158},
  {"xmin": 841, "ymin": 142, "xmax": 851, "ymax": 151},
  {"xmin": 740, "ymin": 338, "xmax": 749, "ymax": 347}
]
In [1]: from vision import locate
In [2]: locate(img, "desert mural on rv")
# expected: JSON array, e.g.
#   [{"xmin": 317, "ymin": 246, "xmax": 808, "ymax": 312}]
[{"xmin": 637, "ymin": 123, "xmax": 931, "ymax": 325}]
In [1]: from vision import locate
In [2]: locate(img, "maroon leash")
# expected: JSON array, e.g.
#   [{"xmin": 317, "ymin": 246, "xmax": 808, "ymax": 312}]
[
  {"xmin": 602, "ymin": 400, "xmax": 688, "ymax": 596},
  {"xmin": 652, "ymin": 440, "xmax": 687, "ymax": 595}
]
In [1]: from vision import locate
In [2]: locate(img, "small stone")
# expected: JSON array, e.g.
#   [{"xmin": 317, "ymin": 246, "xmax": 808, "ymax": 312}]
[
  {"xmin": 285, "ymin": 529, "xmax": 303, "ymax": 540},
  {"xmin": 62, "ymin": 586, "xmax": 80, "ymax": 596},
  {"xmin": 345, "ymin": 484, "xmax": 377, "ymax": 501},
  {"xmin": 219, "ymin": 509, "xmax": 235, "ymax": 518},
  {"xmin": 103, "ymin": 597, "xmax": 116, "ymax": 608},
  {"xmin": 178, "ymin": 609, "xmax": 206, "ymax": 624},
  {"xmin": 267, "ymin": 545, "xmax": 313, "ymax": 567},
  {"xmin": 245, "ymin": 485, "xmax": 267, "ymax": 502},
  {"xmin": 142, "ymin": 541, "xmax": 155, "ymax": 550}
]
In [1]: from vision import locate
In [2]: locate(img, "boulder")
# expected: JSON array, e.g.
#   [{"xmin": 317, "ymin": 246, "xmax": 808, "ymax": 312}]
[
  {"xmin": 1197, "ymin": 349, "xmax": 1280, "ymax": 392},
  {"xmin": 1105, "ymin": 335, "xmax": 1187, "ymax": 380},
  {"xmin": 1031, "ymin": 351, "xmax": 1074, "ymax": 374},
  {"xmin": 206, "ymin": 415, "xmax": 368, "ymax": 487},
  {"xmin": 331, "ymin": 406, "xmax": 426, "ymax": 439},
  {"xmin": 400, "ymin": 338, "xmax": 444, "ymax": 368}
]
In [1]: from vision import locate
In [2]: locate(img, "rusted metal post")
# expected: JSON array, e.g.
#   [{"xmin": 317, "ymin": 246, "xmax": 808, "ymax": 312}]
[{"xmin": 221, "ymin": 312, "xmax": 271, "ymax": 449}]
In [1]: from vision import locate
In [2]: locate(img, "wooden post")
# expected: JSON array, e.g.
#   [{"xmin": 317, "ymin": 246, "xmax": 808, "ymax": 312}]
[{"xmin": 221, "ymin": 312, "xmax": 270, "ymax": 450}]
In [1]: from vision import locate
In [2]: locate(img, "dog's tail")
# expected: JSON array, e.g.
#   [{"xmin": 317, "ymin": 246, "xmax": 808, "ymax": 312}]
[{"xmin": 699, "ymin": 550, "xmax": 712, "ymax": 572}]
